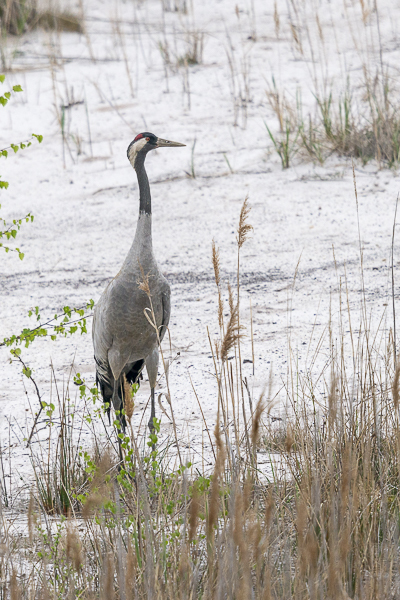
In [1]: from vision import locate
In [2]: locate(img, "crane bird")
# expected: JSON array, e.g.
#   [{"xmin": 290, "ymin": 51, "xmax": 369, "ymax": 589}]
[{"xmin": 92, "ymin": 132, "xmax": 185, "ymax": 434}]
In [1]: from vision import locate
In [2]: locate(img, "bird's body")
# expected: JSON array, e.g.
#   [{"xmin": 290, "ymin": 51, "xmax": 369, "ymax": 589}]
[
  {"xmin": 93, "ymin": 214, "xmax": 170, "ymax": 403},
  {"xmin": 92, "ymin": 132, "xmax": 184, "ymax": 431}
]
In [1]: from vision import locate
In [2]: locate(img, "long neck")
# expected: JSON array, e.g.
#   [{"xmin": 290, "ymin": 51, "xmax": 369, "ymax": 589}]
[
  {"xmin": 135, "ymin": 152, "xmax": 151, "ymax": 215},
  {"xmin": 122, "ymin": 150, "xmax": 152, "ymax": 269}
]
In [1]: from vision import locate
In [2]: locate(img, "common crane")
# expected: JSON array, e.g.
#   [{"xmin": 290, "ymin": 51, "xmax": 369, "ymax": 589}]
[{"xmin": 92, "ymin": 132, "xmax": 185, "ymax": 434}]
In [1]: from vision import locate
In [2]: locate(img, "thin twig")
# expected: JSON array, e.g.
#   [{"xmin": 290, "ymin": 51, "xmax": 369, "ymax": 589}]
[
  {"xmin": 10, "ymin": 355, "xmax": 44, "ymax": 447},
  {"xmin": 188, "ymin": 371, "xmax": 216, "ymax": 461},
  {"xmin": 392, "ymin": 193, "xmax": 399, "ymax": 364},
  {"xmin": 0, "ymin": 310, "xmax": 93, "ymax": 347}
]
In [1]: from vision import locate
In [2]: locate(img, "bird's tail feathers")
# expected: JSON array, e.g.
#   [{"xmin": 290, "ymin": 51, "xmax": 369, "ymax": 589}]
[{"xmin": 94, "ymin": 356, "xmax": 145, "ymax": 432}]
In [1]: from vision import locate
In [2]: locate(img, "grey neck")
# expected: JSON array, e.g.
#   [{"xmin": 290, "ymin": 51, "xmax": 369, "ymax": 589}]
[{"xmin": 135, "ymin": 152, "xmax": 151, "ymax": 215}]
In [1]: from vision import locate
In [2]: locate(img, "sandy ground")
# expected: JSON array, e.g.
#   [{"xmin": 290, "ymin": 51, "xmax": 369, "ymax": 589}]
[{"xmin": 0, "ymin": 0, "xmax": 399, "ymax": 479}]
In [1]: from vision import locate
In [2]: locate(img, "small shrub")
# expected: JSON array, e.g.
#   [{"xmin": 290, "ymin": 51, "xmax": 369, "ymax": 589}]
[
  {"xmin": 34, "ymin": 10, "xmax": 83, "ymax": 34},
  {"xmin": 0, "ymin": 0, "xmax": 33, "ymax": 35},
  {"xmin": 0, "ymin": 0, "xmax": 83, "ymax": 35},
  {"xmin": 265, "ymin": 120, "xmax": 299, "ymax": 169},
  {"xmin": 178, "ymin": 31, "xmax": 204, "ymax": 66},
  {"xmin": 267, "ymin": 78, "xmax": 400, "ymax": 169}
]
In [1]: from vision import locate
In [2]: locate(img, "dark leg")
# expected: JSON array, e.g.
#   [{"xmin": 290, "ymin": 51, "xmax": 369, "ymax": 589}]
[
  {"xmin": 145, "ymin": 349, "xmax": 158, "ymax": 451},
  {"xmin": 114, "ymin": 378, "xmax": 124, "ymax": 468},
  {"xmin": 148, "ymin": 387, "xmax": 156, "ymax": 435}
]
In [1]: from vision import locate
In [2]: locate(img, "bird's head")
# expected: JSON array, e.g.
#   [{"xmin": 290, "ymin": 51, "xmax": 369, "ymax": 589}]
[{"xmin": 127, "ymin": 132, "xmax": 185, "ymax": 167}]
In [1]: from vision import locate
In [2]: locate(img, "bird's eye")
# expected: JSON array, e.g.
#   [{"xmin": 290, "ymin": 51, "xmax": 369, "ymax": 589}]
[{"xmin": 146, "ymin": 137, "xmax": 150, "ymax": 141}]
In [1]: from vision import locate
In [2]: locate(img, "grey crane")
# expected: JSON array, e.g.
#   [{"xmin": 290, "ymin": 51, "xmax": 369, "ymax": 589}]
[{"xmin": 92, "ymin": 132, "xmax": 185, "ymax": 433}]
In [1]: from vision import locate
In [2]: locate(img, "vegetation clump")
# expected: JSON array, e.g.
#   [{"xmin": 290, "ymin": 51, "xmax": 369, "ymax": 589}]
[
  {"xmin": 0, "ymin": 0, "xmax": 83, "ymax": 35},
  {"xmin": 266, "ymin": 78, "xmax": 400, "ymax": 170}
]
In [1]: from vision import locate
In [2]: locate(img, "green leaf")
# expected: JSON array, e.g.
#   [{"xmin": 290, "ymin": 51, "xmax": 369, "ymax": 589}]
[
  {"xmin": 12, "ymin": 85, "xmax": 22, "ymax": 92},
  {"xmin": 4, "ymin": 92, "xmax": 10, "ymax": 100},
  {"xmin": 0, "ymin": 180, "xmax": 8, "ymax": 189},
  {"xmin": 11, "ymin": 144, "xmax": 18, "ymax": 153},
  {"xmin": 0, "ymin": 75, "xmax": 5, "ymax": 83},
  {"xmin": 0, "ymin": 97, "xmax": 8, "ymax": 107},
  {"xmin": 2, "ymin": 150, "xmax": 8, "ymax": 158},
  {"xmin": 22, "ymin": 367, "xmax": 32, "ymax": 378},
  {"xmin": 18, "ymin": 252, "xmax": 24, "ymax": 260},
  {"xmin": 32, "ymin": 134, "xmax": 43, "ymax": 144},
  {"xmin": 11, "ymin": 229, "xmax": 16, "ymax": 238}
]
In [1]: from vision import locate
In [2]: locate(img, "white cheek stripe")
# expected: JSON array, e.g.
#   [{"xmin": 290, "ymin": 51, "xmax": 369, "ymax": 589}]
[{"xmin": 128, "ymin": 137, "xmax": 148, "ymax": 166}]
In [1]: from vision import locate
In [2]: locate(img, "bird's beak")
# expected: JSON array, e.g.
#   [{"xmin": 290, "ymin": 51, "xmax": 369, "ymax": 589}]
[{"xmin": 156, "ymin": 138, "xmax": 186, "ymax": 148}]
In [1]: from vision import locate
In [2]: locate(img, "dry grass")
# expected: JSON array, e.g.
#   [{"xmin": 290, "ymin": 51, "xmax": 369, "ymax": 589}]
[
  {"xmin": 220, "ymin": 291, "xmax": 240, "ymax": 362},
  {"xmin": 0, "ymin": 0, "xmax": 83, "ymax": 35},
  {"xmin": 266, "ymin": 76, "xmax": 400, "ymax": 169},
  {"xmin": 266, "ymin": 2, "xmax": 400, "ymax": 169},
  {"xmin": 303, "ymin": 82, "xmax": 400, "ymax": 167},
  {"xmin": 33, "ymin": 10, "xmax": 83, "ymax": 34}
]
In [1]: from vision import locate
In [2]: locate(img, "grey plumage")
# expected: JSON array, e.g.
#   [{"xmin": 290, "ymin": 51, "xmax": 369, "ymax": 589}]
[{"xmin": 92, "ymin": 132, "xmax": 185, "ymax": 432}]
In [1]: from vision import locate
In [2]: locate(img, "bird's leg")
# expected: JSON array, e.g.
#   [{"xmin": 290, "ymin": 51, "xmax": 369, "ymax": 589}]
[
  {"xmin": 114, "ymin": 378, "xmax": 124, "ymax": 469},
  {"xmin": 148, "ymin": 386, "xmax": 156, "ymax": 436},
  {"xmin": 148, "ymin": 387, "xmax": 157, "ymax": 454},
  {"xmin": 145, "ymin": 348, "xmax": 159, "ymax": 449}
]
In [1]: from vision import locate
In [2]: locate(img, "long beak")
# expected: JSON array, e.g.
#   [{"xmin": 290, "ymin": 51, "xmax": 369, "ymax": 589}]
[{"xmin": 156, "ymin": 137, "xmax": 186, "ymax": 148}]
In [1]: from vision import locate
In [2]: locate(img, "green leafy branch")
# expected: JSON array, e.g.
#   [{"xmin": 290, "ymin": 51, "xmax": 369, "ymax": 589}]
[
  {"xmin": 0, "ymin": 74, "xmax": 43, "ymax": 256},
  {"xmin": 4, "ymin": 303, "xmax": 95, "ymax": 446},
  {"xmin": 1, "ymin": 300, "xmax": 95, "ymax": 349},
  {"xmin": 0, "ymin": 74, "xmax": 23, "ymax": 107},
  {"xmin": 1, "ymin": 133, "xmax": 43, "ymax": 160},
  {"xmin": 9, "ymin": 348, "xmax": 43, "ymax": 445},
  {"xmin": 0, "ymin": 207, "xmax": 34, "ymax": 259},
  {"xmin": 0, "ymin": 133, "xmax": 43, "ymax": 194}
]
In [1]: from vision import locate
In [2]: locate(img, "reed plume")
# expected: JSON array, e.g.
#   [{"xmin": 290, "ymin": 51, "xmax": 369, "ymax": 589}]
[
  {"xmin": 123, "ymin": 373, "xmax": 134, "ymax": 423},
  {"xmin": 189, "ymin": 483, "xmax": 200, "ymax": 544},
  {"xmin": 212, "ymin": 239, "xmax": 220, "ymax": 287},
  {"xmin": 220, "ymin": 287, "xmax": 243, "ymax": 362},
  {"xmin": 137, "ymin": 261, "xmax": 151, "ymax": 296},
  {"xmin": 212, "ymin": 239, "xmax": 224, "ymax": 330},
  {"xmin": 125, "ymin": 537, "xmax": 136, "ymax": 593},
  {"xmin": 251, "ymin": 394, "xmax": 266, "ymax": 449},
  {"xmin": 66, "ymin": 524, "xmax": 83, "ymax": 572},
  {"xmin": 10, "ymin": 571, "xmax": 20, "ymax": 600},
  {"xmin": 237, "ymin": 197, "xmax": 253, "ymax": 249},
  {"xmin": 207, "ymin": 424, "xmax": 226, "ymax": 542}
]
